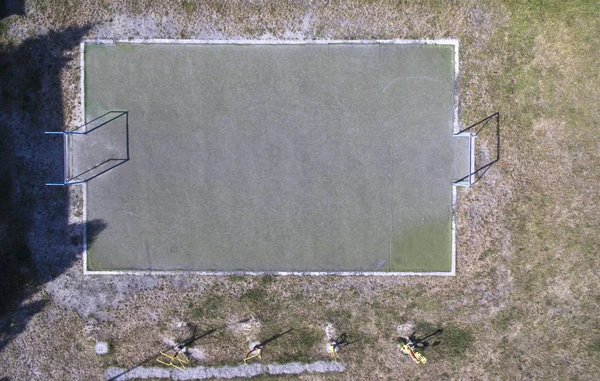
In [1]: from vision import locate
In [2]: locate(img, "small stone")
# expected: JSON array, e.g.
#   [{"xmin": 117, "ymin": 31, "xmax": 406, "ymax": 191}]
[{"xmin": 95, "ymin": 341, "xmax": 109, "ymax": 355}]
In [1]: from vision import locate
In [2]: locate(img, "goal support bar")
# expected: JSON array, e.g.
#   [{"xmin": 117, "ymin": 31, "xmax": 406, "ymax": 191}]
[
  {"xmin": 454, "ymin": 112, "xmax": 500, "ymax": 187},
  {"xmin": 45, "ymin": 111, "xmax": 129, "ymax": 186}
]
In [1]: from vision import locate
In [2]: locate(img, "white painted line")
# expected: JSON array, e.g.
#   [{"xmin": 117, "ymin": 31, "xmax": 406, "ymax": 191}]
[
  {"xmin": 450, "ymin": 39, "xmax": 460, "ymax": 276},
  {"xmin": 80, "ymin": 41, "xmax": 85, "ymax": 120},
  {"xmin": 84, "ymin": 39, "xmax": 459, "ymax": 46},
  {"xmin": 81, "ymin": 41, "xmax": 89, "ymax": 274},
  {"xmin": 470, "ymin": 134, "xmax": 476, "ymax": 185},
  {"xmin": 63, "ymin": 131, "xmax": 69, "ymax": 182},
  {"xmin": 85, "ymin": 269, "xmax": 455, "ymax": 276},
  {"xmin": 82, "ymin": 39, "xmax": 459, "ymax": 277},
  {"xmin": 453, "ymin": 39, "xmax": 460, "ymax": 133},
  {"xmin": 104, "ymin": 361, "xmax": 345, "ymax": 380},
  {"xmin": 82, "ymin": 182, "xmax": 88, "ymax": 273},
  {"xmin": 451, "ymin": 185, "xmax": 458, "ymax": 276}
]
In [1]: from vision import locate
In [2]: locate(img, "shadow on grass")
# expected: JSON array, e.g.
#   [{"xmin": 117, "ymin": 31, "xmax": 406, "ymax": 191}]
[
  {"xmin": 107, "ymin": 328, "xmax": 218, "ymax": 381},
  {"xmin": 256, "ymin": 328, "xmax": 294, "ymax": 349},
  {"xmin": 0, "ymin": 0, "xmax": 24, "ymax": 18},
  {"xmin": 332, "ymin": 332, "xmax": 361, "ymax": 348},
  {"xmin": 0, "ymin": 24, "xmax": 94, "ymax": 352},
  {"xmin": 399, "ymin": 329, "xmax": 443, "ymax": 350},
  {"xmin": 107, "ymin": 319, "xmax": 253, "ymax": 381}
]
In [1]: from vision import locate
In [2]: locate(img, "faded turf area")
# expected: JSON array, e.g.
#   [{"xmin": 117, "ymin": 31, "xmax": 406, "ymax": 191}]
[{"xmin": 82, "ymin": 42, "xmax": 468, "ymax": 272}]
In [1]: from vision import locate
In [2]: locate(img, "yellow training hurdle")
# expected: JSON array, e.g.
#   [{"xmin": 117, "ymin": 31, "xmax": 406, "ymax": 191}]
[
  {"xmin": 328, "ymin": 343, "xmax": 339, "ymax": 361},
  {"xmin": 157, "ymin": 346, "xmax": 190, "ymax": 370},
  {"xmin": 243, "ymin": 346, "xmax": 263, "ymax": 364},
  {"xmin": 399, "ymin": 343, "xmax": 427, "ymax": 365}
]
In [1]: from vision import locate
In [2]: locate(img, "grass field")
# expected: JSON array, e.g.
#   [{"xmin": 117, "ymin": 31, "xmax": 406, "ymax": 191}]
[{"xmin": 0, "ymin": 0, "xmax": 599, "ymax": 380}]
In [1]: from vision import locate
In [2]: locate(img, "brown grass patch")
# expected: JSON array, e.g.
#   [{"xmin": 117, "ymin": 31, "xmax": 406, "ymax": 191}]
[{"xmin": 1, "ymin": 0, "xmax": 599, "ymax": 380}]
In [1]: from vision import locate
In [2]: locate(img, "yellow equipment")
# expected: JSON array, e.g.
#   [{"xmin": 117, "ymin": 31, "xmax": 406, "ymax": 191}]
[
  {"xmin": 243, "ymin": 346, "xmax": 263, "ymax": 364},
  {"xmin": 328, "ymin": 342, "xmax": 339, "ymax": 361},
  {"xmin": 399, "ymin": 343, "xmax": 427, "ymax": 365},
  {"xmin": 157, "ymin": 345, "xmax": 190, "ymax": 370}
]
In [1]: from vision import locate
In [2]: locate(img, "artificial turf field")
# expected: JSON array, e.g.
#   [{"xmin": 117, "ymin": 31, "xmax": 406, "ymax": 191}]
[{"xmin": 79, "ymin": 41, "xmax": 469, "ymax": 273}]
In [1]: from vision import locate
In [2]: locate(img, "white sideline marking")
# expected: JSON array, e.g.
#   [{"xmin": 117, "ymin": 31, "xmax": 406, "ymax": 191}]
[
  {"xmin": 453, "ymin": 39, "xmax": 460, "ymax": 133},
  {"xmin": 86, "ymin": 270, "xmax": 456, "ymax": 276},
  {"xmin": 104, "ymin": 361, "xmax": 345, "ymax": 380},
  {"xmin": 85, "ymin": 38, "xmax": 458, "ymax": 45},
  {"xmin": 451, "ymin": 185, "xmax": 458, "ymax": 275},
  {"xmin": 80, "ymin": 41, "xmax": 89, "ymax": 274},
  {"xmin": 81, "ymin": 39, "xmax": 460, "ymax": 277}
]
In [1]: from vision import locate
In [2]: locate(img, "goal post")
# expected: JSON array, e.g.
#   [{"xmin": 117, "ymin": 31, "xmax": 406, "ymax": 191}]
[
  {"xmin": 454, "ymin": 112, "xmax": 500, "ymax": 187},
  {"xmin": 45, "ymin": 111, "xmax": 129, "ymax": 186}
]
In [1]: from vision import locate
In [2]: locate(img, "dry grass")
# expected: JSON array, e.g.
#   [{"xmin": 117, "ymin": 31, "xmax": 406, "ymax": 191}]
[{"xmin": 0, "ymin": 0, "xmax": 599, "ymax": 380}]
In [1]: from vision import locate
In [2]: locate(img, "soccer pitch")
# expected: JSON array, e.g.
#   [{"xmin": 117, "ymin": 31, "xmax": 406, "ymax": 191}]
[{"xmin": 79, "ymin": 40, "xmax": 469, "ymax": 274}]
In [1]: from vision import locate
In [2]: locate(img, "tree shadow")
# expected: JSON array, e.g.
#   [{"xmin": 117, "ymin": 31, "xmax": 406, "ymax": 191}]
[
  {"xmin": 0, "ymin": 218, "xmax": 105, "ymax": 353},
  {"xmin": 0, "ymin": 25, "xmax": 94, "ymax": 353},
  {"xmin": 0, "ymin": 300, "xmax": 47, "ymax": 352},
  {"xmin": 0, "ymin": 0, "xmax": 24, "ymax": 18}
]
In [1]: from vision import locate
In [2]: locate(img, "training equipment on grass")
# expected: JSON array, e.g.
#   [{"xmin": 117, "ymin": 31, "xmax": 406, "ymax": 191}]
[
  {"xmin": 157, "ymin": 344, "xmax": 190, "ymax": 370},
  {"xmin": 328, "ymin": 333, "xmax": 350, "ymax": 361},
  {"xmin": 243, "ymin": 329, "xmax": 293, "ymax": 364},
  {"xmin": 243, "ymin": 345, "xmax": 262, "ymax": 364},
  {"xmin": 399, "ymin": 342, "xmax": 427, "ymax": 365},
  {"xmin": 328, "ymin": 342, "xmax": 339, "ymax": 361}
]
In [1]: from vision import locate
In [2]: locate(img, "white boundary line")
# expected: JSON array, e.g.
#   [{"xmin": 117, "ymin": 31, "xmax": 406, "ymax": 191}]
[
  {"xmin": 450, "ymin": 185, "xmax": 458, "ymax": 276},
  {"xmin": 80, "ymin": 41, "xmax": 89, "ymax": 274},
  {"xmin": 450, "ymin": 39, "xmax": 460, "ymax": 276},
  {"xmin": 81, "ymin": 39, "xmax": 459, "ymax": 277},
  {"xmin": 86, "ymin": 270, "xmax": 455, "ymax": 276},
  {"xmin": 105, "ymin": 361, "xmax": 345, "ymax": 380},
  {"xmin": 453, "ymin": 39, "xmax": 460, "ymax": 133},
  {"xmin": 85, "ymin": 38, "xmax": 459, "ymax": 45},
  {"xmin": 470, "ymin": 134, "xmax": 477, "ymax": 185}
]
